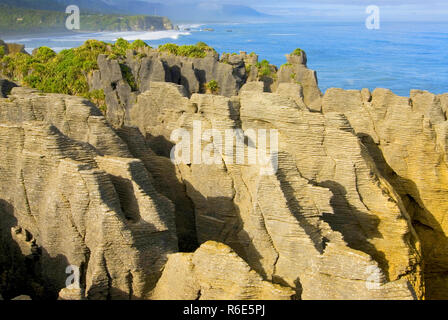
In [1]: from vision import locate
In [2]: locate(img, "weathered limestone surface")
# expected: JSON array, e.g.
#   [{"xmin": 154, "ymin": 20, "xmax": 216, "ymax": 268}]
[
  {"xmin": 127, "ymin": 82, "xmax": 422, "ymax": 300},
  {"xmin": 90, "ymin": 55, "xmax": 138, "ymax": 128},
  {"xmin": 276, "ymin": 52, "xmax": 322, "ymax": 111},
  {"xmin": 151, "ymin": 241, "xmax": 295, "ymax": 300},
  {"xmin": 275, "ymin": 82, "xmax": 307, "ymax": 110},
  {"xmin": 90, "ymin": 49, "xmax": 247, "ymax": 127},
  {"xmin": 58, "ymin": 288, "xmax": 85, "ymax": 300},
  {"xmin": 1, "ymin": 46, "xmax": 447, "ymax": 300},
  {"xmin": 0, "ymin": 88, "xmax": 177, "ymax": 299},
  {"xmin": 322, "ymin": 87, "xmax": 448, "ymax": 299}
]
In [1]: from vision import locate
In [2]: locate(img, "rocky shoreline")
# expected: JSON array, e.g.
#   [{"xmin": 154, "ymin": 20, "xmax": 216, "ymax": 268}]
[{"xmin": 0, "ymin": 39, "xmax": 447, "ymax": 300}]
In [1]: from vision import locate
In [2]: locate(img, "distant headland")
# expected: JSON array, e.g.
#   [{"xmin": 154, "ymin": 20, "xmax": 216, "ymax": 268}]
[{"xmin": 0, "ymin": 2, "xmax": 174, "ymax": 36}]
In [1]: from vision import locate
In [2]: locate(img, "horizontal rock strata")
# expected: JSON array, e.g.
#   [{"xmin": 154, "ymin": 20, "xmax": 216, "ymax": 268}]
[{"xmin": 0, "ymin": 45, "xmax": 446, "ymax": 300}]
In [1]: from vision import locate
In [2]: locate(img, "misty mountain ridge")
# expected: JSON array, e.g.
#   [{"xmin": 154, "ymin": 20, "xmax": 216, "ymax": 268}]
[{"xmin": 0, "ymin": 0, "xmax": 273, "ymax": 23}]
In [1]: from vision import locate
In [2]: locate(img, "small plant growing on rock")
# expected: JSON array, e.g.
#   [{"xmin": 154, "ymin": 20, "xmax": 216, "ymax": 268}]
[
  {"xmin": 120, "ymin": 64, "xmax": 138, "ymax": 91},
  {"xmin": 130, "ymin": 39, "xmax": 149, "ymax": 50},
  {"xmin": 256, "ymin": 59, "xmax": 272, "ymax": 78},
  {"xmin": 158, "ymin": 43, "xmax": 179, "ymax": 55},
  {"xmin": 158, "ymin": 42, "xmax": 216, "ymax": 58},
  {"xmin": 206, "ymin": 80, "xmax": 219, "ymax": 94},
  {"xmin": 291, "ymin": 48, "xmax": 304, "ymax": 56},
  {"xmin": 84, "ymin": 89, "xmax": 106, "ymax": 113}
]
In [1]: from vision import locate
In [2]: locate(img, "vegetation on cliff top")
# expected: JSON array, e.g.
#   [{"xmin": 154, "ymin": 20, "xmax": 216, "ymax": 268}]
[
  {"xmin": 256, "ymin": 59, "xmax": 274, "ymax": 77},
  {"xmin": 1, "ymin": 41, "xmax": 106, "ymax": 96},
  {"xmin": 0, "ymin": 4, "xmax": 173, "ymax": 34},
  {"xmin": 158, "ymin": 42, "xmax": 216, "ymax": 58},
  {"xmin": 291, "ymin": 48, "xmax": 304, "ymax": 56},
  {"xmin": 0, "ymin": 39, "xmax": 220, "ymax": 108},
  {"xmin": 0, "ymin": 39, "xmax": 148, "ymax": 107}
]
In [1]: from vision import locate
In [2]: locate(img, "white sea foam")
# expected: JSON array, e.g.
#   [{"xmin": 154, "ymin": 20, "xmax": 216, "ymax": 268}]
[
  {"xmin": 48, "ymin": 30, "xmax": 191, "ymax": 42},
  {"xmin": 104, "ymin": 30, "xmax": 192, "ymax": 41},
  {"xmin": 178, "ymin": 24, "xmax": 204, "ymax": 30},
  {"xmin": 10, "ymin": 29, "xmax": 192, "ymax": 45}
]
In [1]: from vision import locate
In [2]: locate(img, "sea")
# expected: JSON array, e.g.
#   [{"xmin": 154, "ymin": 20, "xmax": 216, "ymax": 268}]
[{"xmin": 4, "ymin": 21, "xmax": 448, "ymax": 96}]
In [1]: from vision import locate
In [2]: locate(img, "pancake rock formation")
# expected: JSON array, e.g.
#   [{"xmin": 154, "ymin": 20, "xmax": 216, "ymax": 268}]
[{"xmin": 0, "ymin": 43, "xmax": 446, "ymax": 300}]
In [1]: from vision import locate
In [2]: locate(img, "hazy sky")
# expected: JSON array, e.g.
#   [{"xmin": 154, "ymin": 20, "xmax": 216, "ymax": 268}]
[{"xmin": 143, "ymin": 0, "xmax": 448, "ymax": 21}]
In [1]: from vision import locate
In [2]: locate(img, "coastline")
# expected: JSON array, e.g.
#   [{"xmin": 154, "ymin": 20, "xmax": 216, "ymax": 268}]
[
  {"xmin": 2, "ymin": 21, "xmax": 447, "ymax": 96},
  {"xmin": 1, "ymin": 30, "xmax": 79, "ymax": 41}
]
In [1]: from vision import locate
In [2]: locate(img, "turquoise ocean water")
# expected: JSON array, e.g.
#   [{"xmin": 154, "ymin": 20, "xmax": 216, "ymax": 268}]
[{"xmin": 6, "ymin": 21, "xmax": 448, "ymax": 96}]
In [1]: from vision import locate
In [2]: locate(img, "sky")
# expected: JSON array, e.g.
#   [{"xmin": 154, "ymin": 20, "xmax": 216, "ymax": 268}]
[{"xmin": 133, "ymin": 0, "xmax": 448, "ymax": 21}]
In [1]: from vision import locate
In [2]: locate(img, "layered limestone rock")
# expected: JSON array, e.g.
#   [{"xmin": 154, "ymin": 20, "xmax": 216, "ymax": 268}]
[
  {"xmin": 126, "ymin": 81, "xmax": 422, "ymax": 300},
  {"xmin": 276, "ymin": 51, "xmax": 322, "ymax": 111},
  {"xmin": 322, "ymin": 88, "xmax": 448, "ymax": 299},
  {"xmin": 0, "ymin": 88, "xmax": 177, "ymax": 299},
  {"xmin": 89, "ymin": 49, "xmax": 247, "ymax": 127},
  {"xmin": 151, "ymin": 241, "xmax": 295, "ymax": 300},
  {"xmin": 88, "ymin": 47, "xmax": 321, "ymax": 128},
  {"xmin": 89, "ymin": 55, "xmax": 138, "ymax": 128},
  {"xmin": 1, "ymin": 43, "xmax": 446, "ymax": 300},
  {"xmin": 58, "ymin": 288, "xmax": 85, "ymax": 300}
]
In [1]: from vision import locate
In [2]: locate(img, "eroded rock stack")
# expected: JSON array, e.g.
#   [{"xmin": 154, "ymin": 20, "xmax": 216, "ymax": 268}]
[
  {"xmin": 123, "ymin": 81, "xmax": 421, "ymax": 300},
  {"xmin": 0, "ymin": 46, "xmax": 447, "ymax": 300},
  {"xmin": 0, "ymin": 88, "xmax": 178, "ymax": 299}
]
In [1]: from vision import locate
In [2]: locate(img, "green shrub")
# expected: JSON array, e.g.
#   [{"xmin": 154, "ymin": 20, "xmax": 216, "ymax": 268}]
[
  {"xmin": 0, "ymin": 46, "xmax": 5, "ymax": 59},
  {"xmin": 84, "ymin": 89, "xmax": 106, "ymax": 113},
  {"xmin": 158, "ymin": 42, "xmax": 215, "ymax": 58},
  {"xmin": 196, "ymin": 42, "xmax": 209, "ymax": 49},
  {"xmin": 158, "ymin": 43, "xmax": 179, "ymax": 55},
  {"xmin": 206, "ymin": 80, "xmax": 219, "ymax": 94},
  {"xmin": 291, "ymin": 48, "xmax": 304, "ymax": 56},
  {"xmin": 111, "ymin": 38, "xmax": 130, "ymax": 57},
  {"xmin": 33, "ymin": 46, "xmax": 56, "ymax": 62},
  {"xmin": 177, "ymin": 45, "xmax": 207, "ymax": 58},
  {"xmin": 131, "ymin": 39, "xmax": 150, "ymax": 50},
  {"xmin": 137, "ymin": 53, "xmax": 147, "ymax": 60},
  {"xmin": 256, "ymin": 59, "xmax": 272, "ymax": 77},
  {"xmin": 120, "ymin": 64, "xmax": 138, "ymax": 91},
  {"xmin": 1, "ymin": 52, "xmax": 34, "ymax": 81},
  {"xmin": 0, "ymin": 39, "xmax": 110, "ymax": 95}
]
